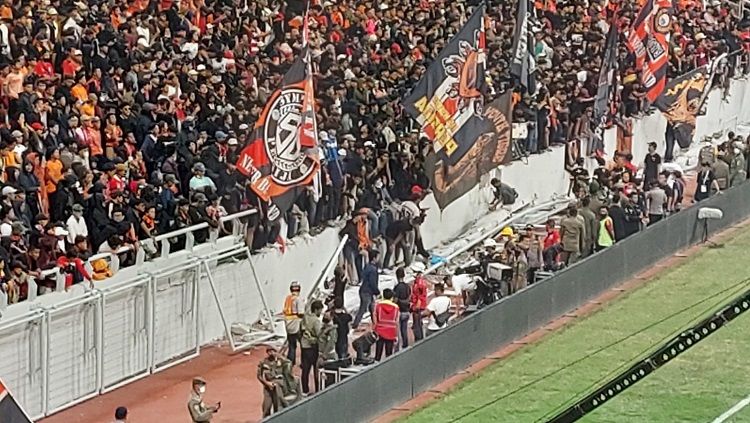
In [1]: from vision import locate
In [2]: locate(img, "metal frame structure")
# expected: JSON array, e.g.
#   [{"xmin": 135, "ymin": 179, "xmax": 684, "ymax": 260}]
[{"xmin": 201, "ymin": 246, "xmax": 277, "ymax": 352}]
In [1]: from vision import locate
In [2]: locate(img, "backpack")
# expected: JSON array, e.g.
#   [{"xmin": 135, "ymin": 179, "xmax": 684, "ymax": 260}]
[
  {"xmin": 388, "ymin": 202, "xmax": 408, "ymax": 221},
  {"xmin": 433, "ymin": 308, "xmax": 452, "ymax": 327},
  {"xmin": 501, "ymin": 187, "xmax": 519, "ymax": 205},
  {"xmin": 699, "ymin": 145, "xmax": 715, "ymax": 165}
]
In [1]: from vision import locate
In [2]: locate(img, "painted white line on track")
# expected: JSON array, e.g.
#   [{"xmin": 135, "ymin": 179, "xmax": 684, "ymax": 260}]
[{"xmin": 712, "ymin": 395, "xmax": 750, "ymax": 423}]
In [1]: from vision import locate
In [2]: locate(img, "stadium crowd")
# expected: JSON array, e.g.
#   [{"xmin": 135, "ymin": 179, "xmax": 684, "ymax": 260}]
[{"xmin": 0, "ymin": 0, "xmax": 749, "ymax": 309}]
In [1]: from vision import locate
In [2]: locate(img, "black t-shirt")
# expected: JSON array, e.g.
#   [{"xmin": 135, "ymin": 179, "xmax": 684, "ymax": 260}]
[
  {"xmin": 644, "ymin": 153, "xmax": 661, "ymax": 184},
  {"xmin": 332, "ymin": 310, "xmax": 352, "ymax": 343},
  {"xmin": 385, "ymin": 219, "xmax": 412, "ymax": 240},
  {"xmin": 393, "ymin": 281, "xmax": 412, "ymax": 312}
]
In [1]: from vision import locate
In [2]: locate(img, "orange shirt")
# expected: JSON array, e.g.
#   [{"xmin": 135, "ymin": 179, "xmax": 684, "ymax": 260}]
[
  {"xmin": 45, "ymin": 158, "xmax": 63, "ymax": 194},
  {"xmin": 0, "ymin": 5, "xmax": 12, "ymax": 19},
  {"xmin": 105, "ymin": 124, "xmax": 122, "ymax": 147},
  {"xmin": 87, "ymin": 126, "xmax": 103, "ymax": 157},
  {"xmin": 71, "ymin": 84, "xmax": 89, "ymax": 103},
  {"xmin": 79, "ymin": 102, "xmax": 95, "ymax": 117}
]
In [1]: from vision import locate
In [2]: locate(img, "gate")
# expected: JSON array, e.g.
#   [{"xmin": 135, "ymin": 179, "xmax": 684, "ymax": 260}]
[
  {"xmin": 0, "ymin": 311, "xmax": 46, "ymax": 419},
  {"xmin": 45, "ymin": 295, "xmax": 101, "ymax": 414},
  {"xmin": 150, "ymin": 263, "xmax": 200, "ymax": 372},
  {"xmin": 100, "ymin": 277, "xmax": 151, "ymax": 392}
]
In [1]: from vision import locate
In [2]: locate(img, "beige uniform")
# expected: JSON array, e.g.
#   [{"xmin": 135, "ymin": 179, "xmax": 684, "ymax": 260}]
[{"xmin": 187, "ymin": 391, "xmax": 214, "ymax": 422}]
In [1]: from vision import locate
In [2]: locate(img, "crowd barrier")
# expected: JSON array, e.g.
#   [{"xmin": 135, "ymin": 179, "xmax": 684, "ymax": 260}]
[
  {"xmin": 267, "ymin": 169, "xmax": 750, "ymax": 423},
  {"xmin": 1, "ymin": 77, "xmax": 748, "ymax": 420}
]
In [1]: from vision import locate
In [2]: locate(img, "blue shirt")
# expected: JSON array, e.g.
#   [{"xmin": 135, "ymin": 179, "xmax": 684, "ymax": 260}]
[{"xmin": 360, "ymin": 263, "xmax": 380, "ymax": 296}]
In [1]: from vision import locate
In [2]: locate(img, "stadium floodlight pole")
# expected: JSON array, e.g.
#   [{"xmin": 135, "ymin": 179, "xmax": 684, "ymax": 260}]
[{"xmin": 545, "ymin": 287, "xmax": 750, "ymax": 423}]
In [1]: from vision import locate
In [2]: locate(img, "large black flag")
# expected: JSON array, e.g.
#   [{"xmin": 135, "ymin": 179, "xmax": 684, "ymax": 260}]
[
  {"xmin": 235, "ymin": 47, "xmax": 320, "ymax": 219},
  {"xmin": 403, "ymin": 5, "xmax": 493, "ymax": 168},
  {"xmin": 653, "ymin": 65, "xmax": 714, "ymax": 149},
  {"xmin": 426, "ymin": 92, "xmax": 514, "ymax": 209},
  {"xmin": 594, "ymin": 22, "xmax": 619, "ymax": 130},
  {"xmin": 510, "ymin": 0, "xmax": 537, "ymax": 95}
]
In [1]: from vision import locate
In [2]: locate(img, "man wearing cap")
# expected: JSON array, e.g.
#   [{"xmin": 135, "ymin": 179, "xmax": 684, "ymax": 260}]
[
  {"xmin": 257, "ymin": 347, "xmax": 285, "ymax": 416},
  {"xmin": 187, "ymin": 377, "xmax": 220, "ymax": 422},
  {"xmin": 282, "ymin": 281, "xmax": 305, "ymax": 365},
  {"xmin": 200, "ymin": 131, "xmax": 229, "ymax": 182},
  {"xmin": 189, "ymin": 162, "xmax": 217, "ymax": 193}
]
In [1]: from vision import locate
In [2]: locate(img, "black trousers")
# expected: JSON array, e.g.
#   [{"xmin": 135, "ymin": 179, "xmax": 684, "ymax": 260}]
[
  {"xmin": 648, "ymin": 214, "xmax": 664, "ymax": 226},
  {"xmin": 300, "ymin": 346, "xmax": 319, "ymax": 394},
  {"xmin": 286, "ymin": 332, "xmax": 300, "ymax": 365},
  {"xmin": 375, "ymin": 338, "xmax": 394, "ymax": 361}
]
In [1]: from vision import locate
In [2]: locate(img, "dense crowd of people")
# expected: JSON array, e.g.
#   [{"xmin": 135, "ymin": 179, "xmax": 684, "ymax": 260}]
[
  {"xmin": 267, "ymin": 120, "xmax": 750, "ymax": 417},
  {"xmin": 0, "ymin": 0, "xmax": 747, "ymax": 309}
]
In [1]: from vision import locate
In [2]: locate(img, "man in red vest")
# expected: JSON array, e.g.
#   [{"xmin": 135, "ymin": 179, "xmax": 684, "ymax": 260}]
[{"xmin": 373, "ymin": 288, "xmax": 399, "ymax": 361}]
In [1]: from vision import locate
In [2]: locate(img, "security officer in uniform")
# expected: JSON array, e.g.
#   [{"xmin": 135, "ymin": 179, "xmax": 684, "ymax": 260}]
[
  {"xmin": 188, "ymin": 377, "xmax": 220, "ymax": 422},
  {"xmin": 258, "ymin": 347, "xmax": 286, "ymax": 417}
]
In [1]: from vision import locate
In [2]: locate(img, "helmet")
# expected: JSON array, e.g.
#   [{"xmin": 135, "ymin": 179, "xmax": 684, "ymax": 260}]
[
  {"xmin": 290, "ymin": 281, "xmax": 301, "ymax": 291},
  {"xmin": 500, "ymin": 227, "xmax": 514, "ymax": 237},
  {"xmin": 410, "ymin": 262, "xmax": 426, "ymax": 273},
  {"xmin": 482, "ymin": 238, "xmax": 498, "ymax": 248}
]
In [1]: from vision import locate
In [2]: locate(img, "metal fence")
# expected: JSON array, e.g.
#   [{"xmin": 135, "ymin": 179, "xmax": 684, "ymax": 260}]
[
  {"xmin": 0, "ymin": 261, "xmax": 212, "ymax": 420},
  {"xmin": 268, "ymin": 181, "xmax": 750, "ymax": 423}
]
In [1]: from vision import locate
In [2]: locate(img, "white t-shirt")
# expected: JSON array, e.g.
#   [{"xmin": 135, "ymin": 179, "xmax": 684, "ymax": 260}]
[
  {"xmin": 426, "ymin": 296, "xmax": 452, "ymax": 331},
  {"xmin": 446, "ymin": 274, "xmax": 475, "ymax": 297}
]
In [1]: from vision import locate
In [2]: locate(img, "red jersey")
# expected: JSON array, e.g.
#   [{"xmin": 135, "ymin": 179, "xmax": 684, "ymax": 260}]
[
  {"xmin": 543, "ymin": 230, "xmax": 560, "ymax": 249},
  {"xmin": 410, "ymin": 276, "xmax": 428, "ymax": 311},
  {"xmin": 61, "ymin": 59, "xmax": 81, "ymax": 77}
]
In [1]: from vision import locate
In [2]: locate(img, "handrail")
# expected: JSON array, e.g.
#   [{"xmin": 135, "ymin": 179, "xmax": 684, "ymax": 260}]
[{"xmin": 25, "ymin": 208, "xmax": 259, "ymax": 299}]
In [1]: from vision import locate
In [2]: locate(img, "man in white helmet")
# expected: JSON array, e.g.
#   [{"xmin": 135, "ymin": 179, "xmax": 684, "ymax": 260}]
[{"xmin": 282, "ymin": 281, "xmax": 305, "ymax": 365}]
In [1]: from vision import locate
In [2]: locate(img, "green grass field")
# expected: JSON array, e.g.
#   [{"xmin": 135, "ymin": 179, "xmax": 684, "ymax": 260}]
[{"xmin": 403, "ymin": 225, "xmax": 750, "ymax": 423}]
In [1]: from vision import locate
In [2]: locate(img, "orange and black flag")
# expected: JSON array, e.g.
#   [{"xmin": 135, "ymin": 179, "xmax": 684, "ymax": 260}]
[
  {"xmin": 235, "ymin": 47, "xmax": 320, "ymax": 217},
  {"xmin": 403, "ymin": 4, "xmax": 493, "ymax": 169},
  {"xmin": 0, "ymin": 379, "xmax": 33, "ymax": 423},
  {"xmin": 626, "ymin": 0, "xmax": 672, "ymax": 103},
  {"xmin": 654, "ymin": 64, "xmax": 715, "ymax": 149}
]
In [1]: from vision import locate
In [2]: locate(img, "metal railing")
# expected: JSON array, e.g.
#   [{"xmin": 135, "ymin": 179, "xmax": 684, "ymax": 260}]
[{"xmin": 0, "ymin": 209, "xmax": 258, "ymax": 312}]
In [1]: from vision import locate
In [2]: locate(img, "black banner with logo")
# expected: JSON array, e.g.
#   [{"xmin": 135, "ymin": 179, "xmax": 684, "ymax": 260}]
[
  {"xmin": 653, "ymin": 66, "xmax": 711, "ymax": 149},
  {"xmin": 403, "ymin": 5, "xmax": 493, "ymax": 168},
  {"xmin": 427, "ymin": 92, "xmax": 513, "ymax": 209}
]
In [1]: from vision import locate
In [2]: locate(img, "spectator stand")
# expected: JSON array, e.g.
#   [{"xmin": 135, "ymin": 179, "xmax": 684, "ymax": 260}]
[{"xmin": 0, "ymin": 208, "xmax": 258, "ymax": 313}]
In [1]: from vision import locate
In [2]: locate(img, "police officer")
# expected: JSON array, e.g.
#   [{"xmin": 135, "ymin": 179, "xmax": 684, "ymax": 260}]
[
  {"xmin": 188, "ymin": 377, "xmax": 220, "ymax": 422},
  {"xmin": 258, "ymin": 347, "xmax": 286, "ymax": 417}
]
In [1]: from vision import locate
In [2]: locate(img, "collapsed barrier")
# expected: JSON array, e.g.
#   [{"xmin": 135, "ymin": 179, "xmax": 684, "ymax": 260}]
[{"xmin": 267, "ymin": 181, "xmax": 750, "ymax": 423}]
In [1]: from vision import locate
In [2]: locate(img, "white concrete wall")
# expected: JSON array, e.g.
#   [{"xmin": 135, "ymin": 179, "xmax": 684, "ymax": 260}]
[
  {"xmin": 603, "ymin": 81, "xmax": 750, "ymax": 166},
  {"xmin": 5, "ymin": 81, "xmax": 750, "ymax": 347},
  {"xmin": 421, "ymin": 146, "xmax": 568, "ymax": 250}
]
